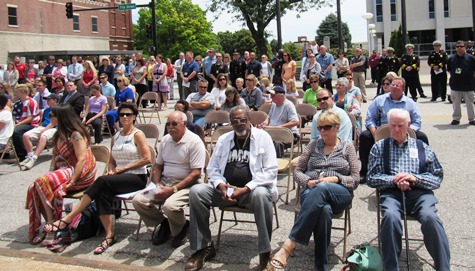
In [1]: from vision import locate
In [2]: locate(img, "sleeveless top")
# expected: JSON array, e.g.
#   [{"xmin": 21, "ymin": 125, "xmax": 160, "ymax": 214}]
[{"xmin": 112, "ymin": 129, "xmax": 147, "ymax": 175}]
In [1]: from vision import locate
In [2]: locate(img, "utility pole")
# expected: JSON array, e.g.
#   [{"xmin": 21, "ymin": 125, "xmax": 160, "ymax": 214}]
[
  {"xmin": 401, "ymin": 0, "xmax": 407, "ymax": 48},
  {"xmin": 276, "ymin": 0, "xmax": 282, "ymax": 50},
  {"xmin": 150, "ymin": 0, "xmax": 158, "ymax": 56},
  {"xmin": 336, "ymin": 0, "xmax": 344, "ymax": 51}
]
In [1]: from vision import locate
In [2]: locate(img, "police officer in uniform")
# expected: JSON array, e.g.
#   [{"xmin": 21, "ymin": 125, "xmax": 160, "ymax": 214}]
[
  {"xmin": 428, "ymin": 40, "xmax": 448, "ymax": 102},
  {"xmin": 229, "ymin": 51, "xmax": 246, "ymax": 88},
  {"xmin": 376, "ymin": 48, "xmax": 387, "ymax": 95},
  {"xmin": 381, "ymin": 47, "xmax": 400, "ymax": 76},
  {"xmin": 400, "ymin": 44, "xmax": 421, "ymax": 101},
  {"xmin": 466, "ymin": 40, "xmax": 475, "ymax": 56}
]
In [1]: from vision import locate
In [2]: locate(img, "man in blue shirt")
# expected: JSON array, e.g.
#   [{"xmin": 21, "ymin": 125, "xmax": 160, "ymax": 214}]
[
  {"xmin": 359, "ymin": 78, "xmax": 428, "ymax": 182},
  {"xmin": 203, "ymin": 48, "xmax": 217, "ymax": 92},
  {"xmin": 367, "ymin": 108, "xmax": 450, "ymax": 271},
  {"xmin": 180, "ymin": 51, "xmax": 200, "ymax": 99},
  {"xmin": 316, "ymin": 46, "xmax": 335, "ymax": 92},
  {"xmin": 99, "ymin": 73, "xmax": 116, "ymax": 97}
]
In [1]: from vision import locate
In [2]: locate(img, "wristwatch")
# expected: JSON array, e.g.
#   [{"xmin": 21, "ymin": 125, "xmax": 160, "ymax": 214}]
[{"xmin": 173, "ymin": 186, "xmax": 178, "ymax": 193}]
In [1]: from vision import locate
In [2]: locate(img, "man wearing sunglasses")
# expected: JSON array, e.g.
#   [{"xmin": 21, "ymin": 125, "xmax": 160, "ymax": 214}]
[
  {"xmin": 99, "ymin": 73, "xmax": 116, "ymax": 97},
  {"xmin": 186, "ymin": 105, "xmax": 277, "ymax": 271},
  {"xmin": 310, "ymin": 89, "xmax": 352, "ymax": 143},
  {"xmin": 186, "ymin": 79, "xmax": 215, "ymax": 127},
  {"xmin": 132, "ymin": 111, "xmax": 206, "ymax": 248}
]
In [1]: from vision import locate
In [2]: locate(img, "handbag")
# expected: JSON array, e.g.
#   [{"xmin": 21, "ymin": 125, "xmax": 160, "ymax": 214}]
[{"xmin": 341, "ymin": 243, "xmax": 383, "ymax": 271}]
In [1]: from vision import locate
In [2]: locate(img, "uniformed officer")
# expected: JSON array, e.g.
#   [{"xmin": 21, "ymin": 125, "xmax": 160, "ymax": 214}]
[
  {"xmin": 466, "ymin": 40, "xmax": 475, "ymax": 56},
  {"xmin": 400, "ymin": 44, "xmax": 421, "ymax": 101},
  {"xmin": 381, "ymin": 47, "xmax": 400, "ymax": 76},
  {"xmin": 428, "ymin": 40, "xmax": 448, "ymax": 102},
  {"xmin": 229, "ymin": 51, "xmax": 246, "ymax": 88},
  {"xmin": 376, "ymin": 48, "xmax": 388, "ymax": 95}
]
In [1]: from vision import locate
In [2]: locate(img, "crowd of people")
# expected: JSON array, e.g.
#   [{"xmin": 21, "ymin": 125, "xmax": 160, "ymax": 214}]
[{"xmin": 2, "ymin": 38, "xmax": 472, "ymax": 270}]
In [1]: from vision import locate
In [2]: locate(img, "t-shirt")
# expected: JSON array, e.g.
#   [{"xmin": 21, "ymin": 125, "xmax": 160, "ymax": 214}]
[
  {"xmin": 89, "ymin": 95, "xmax": 108, "ymax": 114},
  {"xmin": 223, "ymin": 135, "xmax": 252, "ymax": 187},
  {"xmin": 303, "ymin": 87, "xmax": 322, "ymax": 107},
  {"xmin": 210, "ymin": 87, "xmax": 226, "ymax": 107},
  {"xmin": 115, "ymin": 87, "xmax": 135, "ymax": 106},
  {"xmin": 41, "ymin": 107, "xmax": 52, "ymax": 127},
  {"xmin": 18, "ymin": 97, "xmax": 40, "ymax": 127},
  {"xmin": 0, "ymin": 109, "xmax": 13, "ymax": 145},
  {"xmin": 186, "ymin": 92, "xmax": 215, "ymax": 117},
  {"xmin": 268, "ymin": 99, "xmax": 299, "ymax": 134},
  {"xmin": 247, "ymin": 61, "xmax": 262, "ymax": 78}
]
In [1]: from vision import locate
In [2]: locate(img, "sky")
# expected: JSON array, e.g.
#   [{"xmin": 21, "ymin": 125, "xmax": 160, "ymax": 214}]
[{"xmin": 132, "ymin": 0, "xmax": 369, "ymax": 43}]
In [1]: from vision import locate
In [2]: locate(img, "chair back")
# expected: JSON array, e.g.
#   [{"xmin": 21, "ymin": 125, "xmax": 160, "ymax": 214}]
[
  {"xmin": 203, "ymin": 110, "xmax": 230, "ymax": 125},
  {"xmin": 374, "ymin": 124, "xmax": 416, "ymax": 142},
  {"xmin": 91, "ymin": 145, "xmax": 110, "ymax": 175},
  {"xmin": 264, "ymin": 127, "xmax": 294, "ymax": 144},
  {"xmin": 210, "ymin": 126, "xmax": 233, "ymax": 153},
  {"xmin": 295, "ymin": 103, "xmax": 317, "ymax": 117},
  {"xmin": 258, "ymin": 103, "xmax": 272, "ymax": 114},
  {"xmin": 249, "ymin": 111, "xmax": 268, "ymax": 126},
  {"xmin": 287, "ymin": 95, "xmax": 298, "ymax": 105},
  {"xmin": 146, "ymin": 145, "xmax": 156, "ymax": 186},
  {"xmin": 346, "ymin": 112, "xmax": 359, "ymax": 151},
  {"xmin": 106, "ymin": 96, "xmax": 116, "ymax": 110},
  {"xmin": 297, "ymin": 89, "xmax": 305, "ymax": 99},
  {"xmin": 138, "ymin": 92, "xmax": 159, "ymax": 107},
  {"xmin": 136, "ymin": 124, "xmax": 160, "ymax": 152}
]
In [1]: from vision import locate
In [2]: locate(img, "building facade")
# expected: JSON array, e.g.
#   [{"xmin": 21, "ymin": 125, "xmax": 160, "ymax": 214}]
[
  {"xmin": 365, "ymin": 0, "xmax": 473, "ymax": 55},
  {"xmin": 0, "ymin": 0, "xmax": 134, "ymax": 64}
]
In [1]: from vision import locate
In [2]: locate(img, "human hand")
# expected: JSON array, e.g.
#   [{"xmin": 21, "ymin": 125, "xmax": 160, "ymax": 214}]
[
  {"xmin": 153, "ymin": 185, "xmax": 173, "ymax": 202},
  {"xmin": 307, "ymin": 179, "xmax": 322, "ymax": 188},
  {"xmin": 230, "ymin": 186, "xmax": 250, "ymax": 200},
  {"xmin": 217, "ymin": 183, "xmax": 236, "ymax": 203}
]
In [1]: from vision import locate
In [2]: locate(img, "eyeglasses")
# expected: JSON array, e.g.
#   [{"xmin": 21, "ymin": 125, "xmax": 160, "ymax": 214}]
[
  {"xmin": 230, "ymin": 118, "xmax": 247, "ymax": 125},
  {"xmin": 317, "ymin": 125, "xmax": 336, "ymax": 131},
  {"xmin": 383, "ymin": 82, "xmax": 391, "ymax": 86},
  {"xmin": 100, "ymin": 77, "xmax": 106, "ymax": 79},
  {"xmin": 165, "ymin": 121, "xmax": 183, "ymax": 127},
  {"xmin": 246, "ymin": 79, "xmax": 254, "ymax": 82},
  {"xmin": 117, "ymin": 80, "xmax": 123, "ymax": 83},
  {"xmin": 119, "ymin": 113, "xmax": 134, "ymax": 117},
  {"xmin": 317, "ymin": 96, "xmax": 330, "ymax": 102},
  {"xmin": 310, "ymin": 81, "xmax": 319, "ymax": 84},
  {"xmin": 219, "ymin": 78, "xmax": 226, "ymax": 81},
  {"xmin": 198, "ymin": 86, "xmax": 208, "ymax": 89},
  {"xmin": 456, "ymin": 45, "xmax": 465, "ymax": 48},
  {"xmin": 309, "ymin": 56, "xmax": 315, "ymax": 58},
  {"xmin": 335, "ymin": 84, "xmax": 344, "ymax": 87}
]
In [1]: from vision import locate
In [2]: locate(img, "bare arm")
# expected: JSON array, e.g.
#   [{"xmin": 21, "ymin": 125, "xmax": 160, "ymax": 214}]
[
  {"xmin": 109, "ymin": 132, "xmax": 152, "ymax": 175},
  {"xmin": 66, "ymin": 132, "xmax": 88, "ymax": 189}
]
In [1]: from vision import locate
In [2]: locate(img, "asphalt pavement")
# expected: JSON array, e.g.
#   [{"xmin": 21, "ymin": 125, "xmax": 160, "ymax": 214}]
[{"xmin": 0, "ymin": 73, "xmax": 474, "ymax": 271}]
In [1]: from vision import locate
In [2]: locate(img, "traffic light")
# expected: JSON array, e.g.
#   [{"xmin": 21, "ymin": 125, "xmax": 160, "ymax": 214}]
[
  {"xmin": 65, "ymin": 2, "xmax": 73, "ymax": 19},
  {"xmin": 146, "ymin": 23, "xmax": 152, "ymax": 39}
]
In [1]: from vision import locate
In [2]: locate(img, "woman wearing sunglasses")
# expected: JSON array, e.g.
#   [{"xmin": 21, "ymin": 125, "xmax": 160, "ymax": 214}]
[
  {"xmin": 210, "ymin": 73, "xmax": 230, "ymax": 110},
  {"xmin": 271, "ymin": 110, "xmax": 359, "ymax": 270},
  {"xmin": 44, "ymin": 102, "xmax": 152, "ymax": 254},
  {"xmin": 106, "ymin": 76, "xmax": 134, "ymax": 135}
]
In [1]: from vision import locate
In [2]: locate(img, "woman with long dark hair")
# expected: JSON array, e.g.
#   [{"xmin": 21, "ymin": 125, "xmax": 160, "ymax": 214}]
[{"xmin": 26, "ymin": 104, "xmax": 96, "ymax": 245}]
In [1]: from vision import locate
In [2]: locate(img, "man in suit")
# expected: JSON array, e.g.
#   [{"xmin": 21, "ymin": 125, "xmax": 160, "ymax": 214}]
[{"xmin": 60, "ymin": 80, "xmax": 84, "ymax": 117}]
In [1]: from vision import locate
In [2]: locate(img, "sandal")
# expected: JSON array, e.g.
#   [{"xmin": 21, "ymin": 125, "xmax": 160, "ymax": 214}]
[
  {"xmin": 40, "ymin": 232, "xmax": 57, "ymax": 247},
  {"xmin": 270, "ymin": 243, "xmax": 295, "ymax": 269},
  {"xmin": 31, "ymin": 231, "xmax": 47, "ymax": 245},
  {"xmin": 93, "ymin": 236, "xmax": 116, "ymax": 255},
  {"xmin": 44, "ymin": 219, "xmax": 70, "ymax": 233}
]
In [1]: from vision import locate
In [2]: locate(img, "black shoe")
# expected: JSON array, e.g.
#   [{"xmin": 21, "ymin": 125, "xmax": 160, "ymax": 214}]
[
  {"xmin": 152, "ymin": 219, "xmax": 171, "ymax": 246},
  {"xmin": 363, "ymin": 99, "xmax": 367, "ymax": 103},
  {"xmin": 469, "ymin": 121, "xmax": 475, "ymax": 126},
  {"xmin": 171, "ymin": 220, "xmax": 189, "ymax": 248},
  {"xmin": 259, "ymin": 252, "xmax": 271, "ymax": 270},
  {"xmin": 430, "ymin": 98, "xmax": 437, "ymax": 102},
  {"xmin": 420, "ymin": 94, "xmax": 427, "ymax": 98},
  {"xmin": 442, "ymin": 99, "xmax": 446, "ymax": 102},
  {"xmin": 359, "ymin": 176, "xmax": 367, "ymax": 184},
  {"xmin": 412, "ymin": 97, "xmax": 418, "ymax": 102},
  {"xmin": 451, "ymin": 120, "xmax": 460, "ymax": 125},
  {"xmin": 185, "ymin": 243, "xmax": 217, "ymax": 271}
]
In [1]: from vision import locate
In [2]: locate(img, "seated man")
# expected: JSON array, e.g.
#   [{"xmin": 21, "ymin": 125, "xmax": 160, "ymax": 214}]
[
  {"xmin": 360, "ymin": 77, "xmax": 428, "ymax": 183},
  {"xmin": 186, "ymin": 79, "xmax": 215, "ymax": 127},
  {"xmin": 264, "ymin": 86, "xmax": 300, "ymax": 157},
  {"xmin": 99, "ymin": 73, "xmax": 116, "ymax": 98},
  {"xmin": 20, "ymin": 93, "xmax": 59, "ymax": 170},
  {"xmin": 186, "ymin": 105, "xmax": 277, "ymax": 271},
  {"xmin": 60, "ymin": 80, "xmax": 85, "ymax": 117},
  {"xmin": 132, "ymin": 111, "xmax": 206, "ymax": 248},
  {"xmin": 367, "ymin": 108, "xmax": 450, "ymax": 271}
]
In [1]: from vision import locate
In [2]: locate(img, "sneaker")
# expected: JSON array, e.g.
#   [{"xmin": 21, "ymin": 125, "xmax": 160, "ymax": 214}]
[
  {"xmin": 451, "ymin": 120, "xmax": 460, "ymax": 125},
  {"xmin": 20, "ymin": 157, "xmax": 31, "ymax": 166},
  {"xmin": 21, "ymin": 157, "xmax": 36, "ymax": 170},
  {"xmin": 185, "ymin": 243, "xmax": 217, "ymax": 271}
]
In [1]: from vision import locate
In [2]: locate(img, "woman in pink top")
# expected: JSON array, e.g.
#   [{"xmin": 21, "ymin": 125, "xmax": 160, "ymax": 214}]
[
  {"xmin": 82, "ymin": 60, "xmax": 98, "ymax": 97},
  {"xmin": 82, "ymin": 84, "xmax": 107, "ymax": 144},
  {"xmin": 52, "ymin": 59, "xmax": 67, "ymax": 89},
  {"xmin": 152, "ymin": 54, "xmax": 168, "ymax": 110},
  {"xmin": 25, "ymin": 60, "xmax": 39, "ymax": 84}
]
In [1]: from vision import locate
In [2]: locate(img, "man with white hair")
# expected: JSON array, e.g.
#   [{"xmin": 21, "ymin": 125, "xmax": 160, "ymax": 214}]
[
  {"xmin": 132, "ymin": 111, "xmax": 206, "ymax": 248},
  {"xmin": 367, "ymin": 108, "xmax": 450, "ymax": 271}
]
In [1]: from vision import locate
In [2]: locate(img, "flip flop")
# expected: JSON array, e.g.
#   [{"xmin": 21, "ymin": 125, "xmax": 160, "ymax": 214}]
[{"xmin": 270, "ymin": 243, "xmax": 295, "ymax": 269}]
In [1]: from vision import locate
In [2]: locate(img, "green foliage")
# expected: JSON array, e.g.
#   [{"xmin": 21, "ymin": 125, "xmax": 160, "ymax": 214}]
[
  {"xmin": 389, "ymin": 25, "xmax": 409, "ymax": 56},
  {"xmin": 217, "ymin": 29, "xmax": 257, "ymax": 55},
  {"xmin": 282, "ymin": 42, "xmax": 302, "ymax": 60},
  {"xmin": 270, "ymin": 39, "xmax": 279, "ymax": 55},
  {"xmin": 315, "ymin": 13, "xmax": 352, "ymax": 50},
  {"xmin": 206, "ymin": 0, "xmax": 328, "ymax": 56},
  {"xmin": 133, "ymin": 0, "xmax": 220, "ymax": 59}
]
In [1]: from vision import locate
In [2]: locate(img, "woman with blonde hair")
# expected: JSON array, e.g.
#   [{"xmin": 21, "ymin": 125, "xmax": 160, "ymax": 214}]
[
  {"xmin": 260, "ymin": 76, "xmax": 272, "ymax": 101},
  {"xmin": 285, "ymin": 78, "xmax": 298, "ymax": 97},
  {"xmin": 82, "ymin": 60, "xmax": 98, "ymax": 97}
]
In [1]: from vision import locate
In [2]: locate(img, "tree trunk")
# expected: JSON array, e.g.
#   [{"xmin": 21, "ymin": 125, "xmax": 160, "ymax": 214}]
[{"xmin": 253, "ymin": 33, "xmax": 267, "ymax": 57}]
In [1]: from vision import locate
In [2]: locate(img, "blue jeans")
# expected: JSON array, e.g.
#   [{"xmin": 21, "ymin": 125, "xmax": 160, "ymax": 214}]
[
  {"xmin": 380, "ymin": 189, "xmax": 450, "ymax": 271},
  {"xmin": 290, "ymin": 182, "xmax": 352, "ymax": 271},
  {"xmin": 193, "ymin": 115, "xmax": 205, "ymax": 127}
]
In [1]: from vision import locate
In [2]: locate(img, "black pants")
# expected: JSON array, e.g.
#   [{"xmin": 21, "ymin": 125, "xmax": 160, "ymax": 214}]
[
  {"xmin": 177, "ymin": 74, "xmax": 184, "ymax": 100},
  {"xmin": 86, "ymin": 113, "xmax": 103, "ymax": 144},
  {"xmin": 134, "ymin": 83, "xmax": 149, "ymax": 108},
  {"xmin": 431, "ymin": 72, "xmax": 447, "ymax": 100},
  {"xmin": 85, "ymin": 173, "xmax": 147, "ymax": 216},
  {"xmin": 359, "ymin": 129, "xmax": 429, "ymax": 177},
  {"xmin": 371, "ymin": 68, "xmax": 378, "ymax": 83},
  {"xmin": 404, "ymin": 75, "xmax": 418, "ymax": 99},
  {"xmin": 319, "ymin": 79, "xmax": 333, "ymax": 93},
  {"xmin": 12, "ymin": 124, "xmax": 34, "ymax": 160}
]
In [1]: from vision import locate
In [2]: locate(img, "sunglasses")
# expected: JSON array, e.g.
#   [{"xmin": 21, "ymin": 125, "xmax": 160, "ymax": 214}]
[
  {"xmin": 198, "ymin": 86, "xmax": 207, "ymax": 89},
  {"xmin": 165, "ymin": 121, "xmax": 182, "ymax": 127},
  {"xmin": 117, "ymin": 80, "xmax": 123, "ymax": 83},
  {"xmin": 100, "ymin": 77, "xmax": 106, "ymax": 79},
  {"xmin": 317, "ymin": 96, "xmax": 330, "ymax": 102},
  {"xmin": 456, "ymin": 46, "xmax": 465, "ymax": 48},
  {"xmin": 246, "ymin": 79, "xmax": 254, "ymax": 82},
  {"xmin": 66, "ymin": 85, "xmax": 75, "ymax": 87},
  {"xmin": 317, "ymin": 125, "xmax": 336, "ymax": 131},
  {"xmin": 119, "ymin": 113, "xmax": 134, "ymax": 117},
  {"xmin": 383, "ymin": 82, "xmax": 391, "ymax": 86},
  {"xmin": 230, "ymin": 118, "xmax": 247, "ymax": 125},
  {"xmin": 310, "ymin": 81, "xmax": 319, "ymax": 84},
  {"xmin": 219, "ymin": 78, "xmax": 226, "ymax": 81}
]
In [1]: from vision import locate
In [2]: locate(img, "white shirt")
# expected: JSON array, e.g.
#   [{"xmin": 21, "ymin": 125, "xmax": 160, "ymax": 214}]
[{"xmin": 0, "ymin": 109, "xmax": 13, "ymax": 145}]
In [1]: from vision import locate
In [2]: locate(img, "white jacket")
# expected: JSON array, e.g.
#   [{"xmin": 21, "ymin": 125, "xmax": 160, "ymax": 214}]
[{"xmin": 208, "ymin": 127, "xmax": 278, "ymax": 201}]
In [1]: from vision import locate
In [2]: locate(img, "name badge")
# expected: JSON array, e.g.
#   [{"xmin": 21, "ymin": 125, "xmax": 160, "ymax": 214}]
[
  {"xmin": 183, "ymin": 72, "xmax": 188, "ymax": 76},
  {"xmin": 409, "ymin": 148, "xmax": 418, "ymax": 159},
  {"xmin": 455, "ymin": 68, "xmax": 462, "ymax": 74}
]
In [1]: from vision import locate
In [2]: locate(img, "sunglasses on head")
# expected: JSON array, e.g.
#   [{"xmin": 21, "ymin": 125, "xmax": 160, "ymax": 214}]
[
  {"xmin": 165, "ymin": 121, "xmax": 182, "ymax": 127},
  {"xmin": 317, "ymin": 96, "xmax": 330, "ymax": 102},
  {"xmin": 230, "ymin": 118, "xmax": 247, "ymax": 125},
  {"xmin": 317, "ymin": 125, "xmax": 336, "ymax": 131},
  {"xmin": 119, "ymin": 113, "xmax": 133, "ymax": 117}
]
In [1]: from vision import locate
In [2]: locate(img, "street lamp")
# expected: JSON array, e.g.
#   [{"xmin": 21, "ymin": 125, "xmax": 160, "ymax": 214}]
[
  {"xmin": 369, "ymin": 28, "xmax": 376, "ymax": 52},
  {"xmin": 362, "ymin": 13, "xmax": 374, "ymax": 52}
]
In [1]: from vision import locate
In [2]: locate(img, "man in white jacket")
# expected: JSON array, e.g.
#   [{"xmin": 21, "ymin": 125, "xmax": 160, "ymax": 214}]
[{"xmin": 185, "ymin": 105, "xmax": 278, "ymax": 271}]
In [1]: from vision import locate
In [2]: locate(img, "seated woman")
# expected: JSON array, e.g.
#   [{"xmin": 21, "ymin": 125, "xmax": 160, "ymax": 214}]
[
  {"xmin": 303, "ymin": 74, "xmax": 322, "ymax": 108},
  {"xmin": 240, "ymin": 74, "xmax": 263, "ymax": 111},
  {"xmin": 285, "ymin": 78, "xmax": 299, "ymax": 97},
  {"xmin": 26, "ymin": 104, "xmax": 96, "ymax": 245},
  {"xmin": 334, "ymin": 77, "xmax": 362, "ymax": 133},
  {"xmin": 105, "ymin": 76, "xmax": 134, "ymax": 134},
  {"xmin": 271, "ymin": 110, "xmax": 359, "ymax": 271},
  {"xmin": 82, "ymin": 84, "xmax": 108, "ymax": 144},
  {"xmin": 210, "ymin": 73, "xmax": 229, "ymax": 110},
  {"xmin": 220, "ymin": 87, "xmax": 246, "ymax": 113},
  {"xmin": 44, "ymin": 103, "xmax": 152, "ymax": 254}
]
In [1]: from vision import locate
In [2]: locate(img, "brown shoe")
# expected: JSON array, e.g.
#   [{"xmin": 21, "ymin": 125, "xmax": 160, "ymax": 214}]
[
  {"xmin": 171, "ymin": 220, "xmax": 189, "ymax": 248},
  {"xmin": 152, "ymin": 219, "xmax": 171, "ymax": 246},
  {"xmin": 259, "ymin": 252, "xmax": 271, "ymax": 270},
  {"xmin": 185, "ymin": 243, "xmax": 216, "ymax": 271}
]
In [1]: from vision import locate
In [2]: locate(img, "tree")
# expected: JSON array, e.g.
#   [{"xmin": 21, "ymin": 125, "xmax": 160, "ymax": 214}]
[
  {"xmin": 315, "ymin": 13, "xmax": 352, "ymax": 50},
  {"xmin": 217, "ymin": 29, "xmax": 257, "ymax": 55},
  {"xmin": 389, "ymin": 25, "xmax": 409, "ymax": 57},
  {"xmin": 133, "ymin": 0, "xmax": 220, "ymax": 60},
  {"xmin": 282, "ymin": 42, "xmax": 302, "ymax": 60},
  {"xmin": 206, "ymin": 0, "xmax": 328, "ymax": 56}
]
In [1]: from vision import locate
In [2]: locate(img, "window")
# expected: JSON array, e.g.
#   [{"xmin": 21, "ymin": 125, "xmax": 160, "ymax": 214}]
[
  {"xmin": 8, "ymin": 6, "xmax": 17, "ymax": 26},
  {"xmin": 91, "ymin": 17, "xmax": 98, "ymax": 32},
  {"xmin": 376, "ymin": 0, "xmax": 383, "ymax": 22},
  {"xmin": 73, "ymin": 15, "xmax": 80, "ymax": 31},
  {"xmin": 444, "ymin": 0, "xmax": 449, "ymax": 17},
  {"xmin": 429, "ymin": 0, "xmax": 435, "ymax": 19},
  {"xmin": 390, "ymin": 0, "xmax": 397, "ymax": 21}
]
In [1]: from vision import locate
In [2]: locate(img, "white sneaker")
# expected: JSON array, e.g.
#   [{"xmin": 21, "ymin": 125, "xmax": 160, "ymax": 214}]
[
  {"xmin": 20, "ymin": 157, "xmax": 31, "ymax": 166},
  {"xmin": 22, "ymin": 157, "xmax": 36, "ymax": 170}
]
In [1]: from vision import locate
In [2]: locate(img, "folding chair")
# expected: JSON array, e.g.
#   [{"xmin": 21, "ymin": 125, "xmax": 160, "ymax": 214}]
[
  {"xmin": 0, "ymin": 137, "xmax": 21, "ymax": 169},
  {"xmin": 295, "ymin": 103, "xmax": 317, "ymax": 153},
  {"xmin": 106, "ymin": 96, "xmax": 116, "ymax": 110},
  {"xmin": 346, "ymin": 112, "xmax": 359, "ymax": 152},
  {"xmin": 185, "ymin": 110, "xmax": 194, "ymax": 123},
  {"xmin": 135, "ymin": 123, "xmax": 159, "ymax": 153},
  {"xmin": 286, "ymin": 95, "xmax": 298, "ymax": 105},
  {"xmin": 249, "ymin": 110, "xmax": 268, "ymax": 127},
  {"xmin": 374, "ymin": 124, "xmax": 416, "ymax": 142},
  {"xmin": 297, "ymin": 89, "xmax": 305, "ymax": 99},
  {"xmin": 258, "ymin": 103, "xmax": 272, "ymax": 114},
  {"xmin": 209, "ymin": 126, "xmax": 233, "ymax": 155},
  {"xmin": 203, "ymin": 111, "xmax": 230, "ymax": 149},
  {"xmin": 138, "ymin": 92, "xmax": 161, "ymax": 124}
]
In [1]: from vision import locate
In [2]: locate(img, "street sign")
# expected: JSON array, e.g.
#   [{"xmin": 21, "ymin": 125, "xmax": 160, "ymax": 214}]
[{"xmin": 118, "ymin": 3, "xmax": 136, "ymax": 10}]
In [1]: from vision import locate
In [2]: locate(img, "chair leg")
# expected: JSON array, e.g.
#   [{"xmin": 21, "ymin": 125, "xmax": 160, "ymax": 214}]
[
  {"xmin": 216, "ymin": 210, "xmax": 225, "ymax": 250},
  {"xmin": 233, "ymin": 212, "xmax": 238, "ymax": 225},
  {"xmin": 136, "ymin": 218, "xmax": 142, "ymax": 241},
  {"xmin": 343, "ymin": 209, "xmax": 349, "ymax": 259},
  {"xmin": 211, "ymin": 206, "xmax": 217, "ymax": 222},
  {"xmin": 377, "ymin": 193, "xmax": 381, "ymax": 253},
  {"xmin": 122, "ymin": 200, "xmax": 130, "ymax": 215},
  {"xmin": 273, "ymin": 202, "xmax": 279, "ymax": 229},
  {"xmin": 285, "ymin": 172, "xmax": 291, "ymax": 204}
]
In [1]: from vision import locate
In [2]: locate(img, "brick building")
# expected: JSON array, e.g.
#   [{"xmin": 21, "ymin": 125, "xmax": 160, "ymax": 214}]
[{"xmin": 0, "ymin": 0, "xmax": 134, "ymax": 64}]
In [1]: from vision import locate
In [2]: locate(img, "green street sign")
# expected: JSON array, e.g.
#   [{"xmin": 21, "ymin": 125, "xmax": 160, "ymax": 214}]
[{"xmin": 118, "ymin": 3, "xmax": 136, "ymax": 10}]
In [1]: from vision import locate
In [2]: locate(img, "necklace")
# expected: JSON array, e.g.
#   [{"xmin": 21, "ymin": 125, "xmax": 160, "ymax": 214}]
[{"xmin": 236, "ymin": 133, "xmax": 250, "ymax": 150}]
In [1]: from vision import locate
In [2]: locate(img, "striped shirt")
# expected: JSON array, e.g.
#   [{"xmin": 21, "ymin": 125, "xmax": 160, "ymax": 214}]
[{"xmin": 367, "ymin": 137, "xmax": 443, "ymax": 191}]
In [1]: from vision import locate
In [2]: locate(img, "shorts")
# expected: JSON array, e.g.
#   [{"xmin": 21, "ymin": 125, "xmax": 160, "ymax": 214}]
[{"xmin": 24, "ymin": 126, "xmax": 57, "ymax": 141}]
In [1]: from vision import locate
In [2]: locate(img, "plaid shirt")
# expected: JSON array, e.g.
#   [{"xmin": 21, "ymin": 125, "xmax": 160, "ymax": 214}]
[
  {"xmin": 294, "ymin": 139, "xmax": 360, "ymax": 192},
  {"xmin": 367, "ymin": 137, "xmax": 443, "ymax": 191}
]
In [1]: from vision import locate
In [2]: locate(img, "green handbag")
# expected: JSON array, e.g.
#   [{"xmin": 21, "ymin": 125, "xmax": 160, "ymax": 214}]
[{"xmin": 341, "ymin": 243, "xmax": 383, "ymax": 271}]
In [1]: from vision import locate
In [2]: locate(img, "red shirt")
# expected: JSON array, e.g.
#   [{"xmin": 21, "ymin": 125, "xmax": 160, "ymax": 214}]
[
  {"xmin": 16, "ymin": 62, "xmax": 27, "ymax": 79},
  {"xmin": 83, "ymin": 70, "xmax": 95, "ymax": 85},
  {"xmin": 166, "ymin": 64, "xmax": 174, "ymax": 77},
  {"xmin": 19, "ymin": 97, "xmax": 41, "ymax": 127}
]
